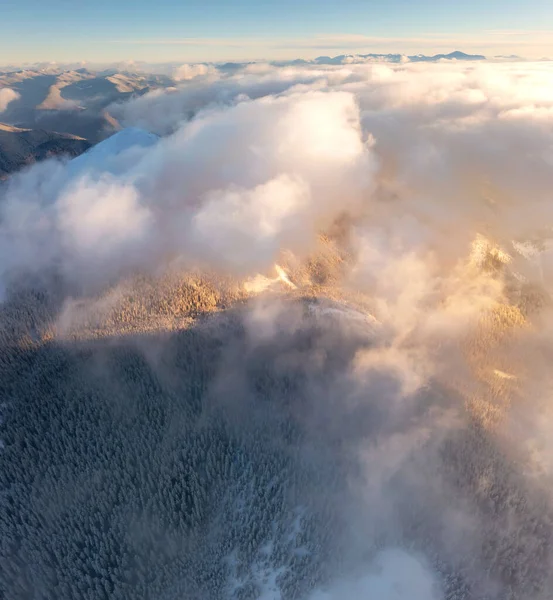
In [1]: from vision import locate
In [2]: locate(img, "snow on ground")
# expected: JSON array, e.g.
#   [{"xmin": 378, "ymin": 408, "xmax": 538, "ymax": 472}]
[{"xmin": 67, "ymin": 127, "xmax": 159, "ymax": 176}]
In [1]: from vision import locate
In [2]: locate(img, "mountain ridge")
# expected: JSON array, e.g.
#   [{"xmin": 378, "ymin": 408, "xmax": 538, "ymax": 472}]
[
  {"xmin": 313, "ymin": 50, "xmax": 486, "ymax": 65},
  {"xmin": 0, "ymin": 123, "xmax": 91, "ymax": 179}
]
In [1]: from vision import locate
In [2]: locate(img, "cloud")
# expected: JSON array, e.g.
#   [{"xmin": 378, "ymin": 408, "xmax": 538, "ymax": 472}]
[
  {"xmin": 0, "ymin": 87, "xmax": 20, "ymax": 112},
  {"xmin": 308, "ymin": 549, "xmax": 443, "ymax": 600},
  {"xmin": 0, "ymin": 89, "xmax": 375, "ymax": 294},
  {"xmin": 172, "ymin": 63, "xmax": 217, "ymax": 81},
  {"xmin": 4, "ymin": 59, "xmax": 553, "ymax": 312},
  {"xmin": 3, "ymin": 59, "xmax": 553, "ymax": 599},
  {"xmin": 109, "ymin": 65, "xmax": 346, "ymax": 135},
  {"xmin": 4, "ymin": 59, "xmax": 553, "ymax": 333}
]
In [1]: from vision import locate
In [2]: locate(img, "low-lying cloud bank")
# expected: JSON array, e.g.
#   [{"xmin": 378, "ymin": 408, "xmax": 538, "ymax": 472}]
[
  {"xmin": 2, "ymin": 60, "xmax": 552, "ymax": 298},
  {"xmin": 1, "ymin": 88, "xmax": 374, "ymax": 296},
  {"xmin": 0, "ymin": 87, "xmax": 20, "ymax": 113},
  {"xmin": 2, "ymin": 59, "xmax": 553, "ymax": 600}
]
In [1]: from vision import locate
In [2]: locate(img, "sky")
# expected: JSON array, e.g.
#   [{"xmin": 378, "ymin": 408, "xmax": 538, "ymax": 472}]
[{"xmin": 1, "ymin": 0, "xmax": 552, "ymax": 64}]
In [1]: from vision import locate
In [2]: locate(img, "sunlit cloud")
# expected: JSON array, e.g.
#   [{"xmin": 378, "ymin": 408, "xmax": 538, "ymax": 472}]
[{"xmin": 0, "ymin": 87, "xmax": 20, "ymax": 113}]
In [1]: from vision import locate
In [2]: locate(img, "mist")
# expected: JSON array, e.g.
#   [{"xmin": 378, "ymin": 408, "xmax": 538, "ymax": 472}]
[
  {"xmin": 2, "ymin": 59, "xmax": 553, "ymax": 600},
  {"xmin": 0, "ymin": 88, "xmax": 20, "ymax": 113}
]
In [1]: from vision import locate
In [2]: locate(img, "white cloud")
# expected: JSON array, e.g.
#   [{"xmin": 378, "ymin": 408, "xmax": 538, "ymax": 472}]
[
  {"xmin": 0, "ymin": 89, "xmax": 375, "ymax": 291},
  {"xmin": 0, "ymin": 87, "xmax": 20, "ymax": 113},
  {"xmin": 308, "ymin": 549, "xmax": 442, "ymax": 600},
  {"xmin": 172, "ymin": 63, "xmax": 217, "ymax": 81},
  {"xmin": 4, "ymin": 60, "xmax": 553, "ymax": 304}
]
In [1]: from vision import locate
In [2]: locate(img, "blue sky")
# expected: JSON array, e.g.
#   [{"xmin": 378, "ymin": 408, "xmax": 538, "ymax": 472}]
[{"xmin": 1, "ymin": 0, "xmax": 552, "ymax": 64}]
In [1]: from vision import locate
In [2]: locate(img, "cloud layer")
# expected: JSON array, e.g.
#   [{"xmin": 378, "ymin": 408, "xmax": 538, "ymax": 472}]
[
  {"xmin": 2, "ymin": 59, "xmax": 553, "ymax": 599},
  {"xmin": 1, "ymin": 87, "xmax": 375, "ymax": 295},
  {"xmin": 3, "ymin": 60, "xmax": 553, "ymax": 300},
  {"xmin": 0, "ymin": 87, "xmax": 20, "ymax": 113}
]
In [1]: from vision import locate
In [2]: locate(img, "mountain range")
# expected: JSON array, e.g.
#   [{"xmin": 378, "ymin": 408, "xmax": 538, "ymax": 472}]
[
  {"xmin": 0, "ymin": 123, "xmax": 91, "ymax": 179},
  {"xmin": 0, "ymin": 67, "xmax": 176, "ymax": 178},
  {"xmin": 311, "ymin": 50, "xmax": 486, "ymax": 65},
  {"xmin": 0, "ymin": 68, "xmax": 173, "ymax": 143}
]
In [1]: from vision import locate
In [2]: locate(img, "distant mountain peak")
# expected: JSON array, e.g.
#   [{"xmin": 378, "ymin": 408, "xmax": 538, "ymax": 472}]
[{"xmin": 439, "ymin": 50, "xmax": 486, "ymax": 60}]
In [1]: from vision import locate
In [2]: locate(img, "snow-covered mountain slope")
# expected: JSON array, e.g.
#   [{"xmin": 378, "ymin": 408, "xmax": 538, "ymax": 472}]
[{"xmin": 67, "ymin": 126, "xmax": 159, "ymax": 176}]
